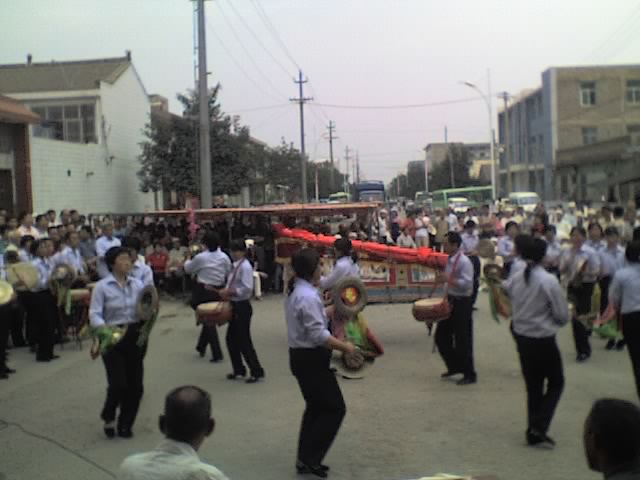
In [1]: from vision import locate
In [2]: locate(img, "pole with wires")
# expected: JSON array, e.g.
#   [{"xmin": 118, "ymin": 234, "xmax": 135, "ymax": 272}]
[
  {"xmin": 197, "ymin": 0, "xmax": 212, "ymax": 208},
  {"xmin": 290, "ymin": 70, "xmax": 312, "ymax": 203}
]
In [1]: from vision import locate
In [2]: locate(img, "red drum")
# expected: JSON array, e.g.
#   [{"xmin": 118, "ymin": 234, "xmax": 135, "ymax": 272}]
[
  {"xmin": 412, "ymin": 298, "xmax": 450, "ymax": 324},
  {"xmin": 197, "ymin": 301, "xmax": 233, "ymax": 326}
]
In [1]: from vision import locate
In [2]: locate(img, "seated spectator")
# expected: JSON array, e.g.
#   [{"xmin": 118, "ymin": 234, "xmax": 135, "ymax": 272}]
[
  {"xmin": 147, "ymin": 242, "xmax": 169, "ymax": 287},
  {"xmin": 584, "ymin": 398, "xmax": 640, "ymax": 479},
  {"xmin": 397, "ymin": 225, "xmax": 416, "ymax": 249},
  {"xmin": 118, "ymin": 385, "xmax": 228, "ymax": 480}
]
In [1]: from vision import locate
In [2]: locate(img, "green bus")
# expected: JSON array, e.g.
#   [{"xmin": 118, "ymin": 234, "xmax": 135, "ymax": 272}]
[{"xmin": 431, "ymin": 186, "xmax": 493, "ymax": 211}]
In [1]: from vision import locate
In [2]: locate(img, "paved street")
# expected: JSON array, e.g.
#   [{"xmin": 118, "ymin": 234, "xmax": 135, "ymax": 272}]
[{"xmin": 0, "ymin": 292, "xmax": 635, "ymax": 480}]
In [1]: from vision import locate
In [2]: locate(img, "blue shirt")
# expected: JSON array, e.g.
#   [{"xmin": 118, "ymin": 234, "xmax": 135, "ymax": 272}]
[
  {"xmin": 609, "ymin": 264, "xmax": 640, "ymax": 315},
  {"xmin": 460, "ymin": 232, "xmax": 479, "ymax": 255},
  {"xmin": 89, "ymin": 274, "xmax": 144, "ymax": 328},
  {"xmin": 599, "ymin": 245, "xmax": 625, "ymax": 277},
  {"xmin": 227, "ymin": 259, "xmax": 253, "ymax": 302},
  {"xmin": 53, "ymin": 246, "xmax": 86, "ymax": 275},
  {"xmin": 586, "ymin": 239, "xmax": 606, "ymax": 252},
  {"xmin": 184, "ymin": 249, "xmax": 231, "ymax": 287},
  {"xmin": 30, "ymin": 256, "xmax": 52, "ymax": 292},
  {"xmin": 286, "ymin": 278, "xmax": 331, "ymax": 348},
  {"xmin": 320, "ymin": 256, "xmax": 360, "ymax": 291},
  {"xmin": 504, "ymin": 265, "xmax": 569, "ymax": 338},
  {"xmin": 445, "ymin": 251, "xmax": 474, "ymax": 297},
  {"xmin": 544, "ymin": 239, "xmax": 562, "ymax": 266},
  {"xmin": 131, "ymin": 259, "xmax": 154, "ymax": 287},
  {"xmin": 560, "ymin": 244, "xmax": 600, "ymax": 283},
  {"xmin": 497, "ymin": 236, "xmax": 515, "ymax": 260}
]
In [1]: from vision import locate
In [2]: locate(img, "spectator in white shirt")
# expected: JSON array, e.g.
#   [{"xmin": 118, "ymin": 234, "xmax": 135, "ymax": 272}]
[
  {"xmin": 397, "ymin": 225, "xmax": 417, "ymax": 249},
  {"xmin": 447, "ymin": 209, "xmax": 459, "ymax": 232},
  {"xmin": 118, "ymin": 385, "xmax": 229, "ymax": 480},
  {"xmin": 96, "ymin": 222, "xmax": 122, "ymax": 279},
  {"xmin": 35, "ymin": 214, "xmax": 49, "ymax": 239},
  {"xmin": 17, "ymin": 212, "xmax": 39, "ymax": 239},
  {"xmin": 46, "ymin": 209, "xmax": 56, "ymax": 228}
]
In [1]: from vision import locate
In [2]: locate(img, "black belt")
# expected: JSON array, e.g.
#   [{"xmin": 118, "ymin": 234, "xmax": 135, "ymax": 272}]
[{"xmin": 199, "ymin": 282, "xmax": 225, "ymax": 289}]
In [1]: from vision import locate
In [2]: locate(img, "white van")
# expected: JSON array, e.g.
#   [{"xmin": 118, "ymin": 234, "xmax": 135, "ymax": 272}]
[{"xmin": 508, "ymin": 192, "xmax": 540, "ymax": 213}]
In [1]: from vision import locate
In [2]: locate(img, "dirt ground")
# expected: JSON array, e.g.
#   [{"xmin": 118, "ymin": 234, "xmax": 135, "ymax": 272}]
[{"xmin": 0, "ymin": 292, "xmax": 634, "ymax": 480}]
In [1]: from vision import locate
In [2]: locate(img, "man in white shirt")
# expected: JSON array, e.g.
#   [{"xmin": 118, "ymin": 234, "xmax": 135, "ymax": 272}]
[
  {"xmin": 95, "ymin": 222, "xmax": 122, "ymax": 279},
  {"xmin": 447, "ymin": 209, "xmax": 459, "ymax": 233},
  {"xmin": 17, "ymin": 212, "xmax": 39, "ymax": 239},
  {"xmin": 118, "ymin": 385, "xmax": 229, "ymax": 480}
]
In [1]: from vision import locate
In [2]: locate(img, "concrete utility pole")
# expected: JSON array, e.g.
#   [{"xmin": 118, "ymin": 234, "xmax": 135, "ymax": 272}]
[
  {"xmin": 197, "ymin": 0, "xmax": 212, "ymax": 208},
  {"xmin": 290, "ymin": 70, "xmax": 313, "ymax": 203},
  {"xmin": 314, "ymin": 166, "xmax": 319, "ymax": 203},
  {"xmin": 499, "ymin": 92, "xmax": 512, "ymax": 194},
  {"xmin": 424, "ymin": 146, "xmax": 429, "ymax": 195},
  {"xmin": 356, "ymin": 150, "xmax": 361, "ymax": 184},
  {"xmin": 327, "ymin": 121, "xmax": 336, "ymax": 190},
  {"xmin": 344, "ymin": 146, "xmax": 351, "ymax": 193}
]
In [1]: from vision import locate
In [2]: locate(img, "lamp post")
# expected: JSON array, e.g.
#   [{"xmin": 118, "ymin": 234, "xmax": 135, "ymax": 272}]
[{"xmin": 461, "ymin": 72, "xmax": 496, "ymax": 201}]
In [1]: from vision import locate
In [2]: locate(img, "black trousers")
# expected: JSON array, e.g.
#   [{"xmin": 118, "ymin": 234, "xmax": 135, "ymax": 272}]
[
  {"xmin": 599, "ymin": 276, "xmax": 612, "ymax": 315},
  {"xmin": 191, "ymin": 283, "xmax": 224, "ymax": 360},
  {"xmin": 101, "ymin": 323, "xmax": 145, "ymax": 431},
  {"xmin": 31, "ymin": 290, "xmax": 57, "ymax": 360},
  {"xmin": 469, "ymin": 255, "xmax": 481, "ymax": 306},
  {"xmin": 435, "ymin": 295, "xmax": 476, "ymax": 379},
  {"xmin": 568, "ymin": 282, "xmax": 595, "ymax": 356},
  {"xmin": 19, "ymin": 291, "xmax": 37, "ymax": 346},
  {"xmin": 0, "ymin": 303, "xmax": 10, "ymax": 371},
  {"xmin": 623, "ymin": 312, "xmax": 640, "ymax": 399},
  {"xmin": 226, "ymin": 300, "xmax": 264, "ymax": 377},
  {"xmin": 290, "ymin": 347, "xmax": 346, "ymax": 466},
  {"xmin": 513, "ymin": 333, "xmax": 564, "ymax": 435}
]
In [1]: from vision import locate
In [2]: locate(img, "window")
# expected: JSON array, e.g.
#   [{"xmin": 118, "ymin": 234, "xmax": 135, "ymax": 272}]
[
  {"xmin": 30, "ymin": 103, "xmax": 97, "ymax": 143},
  {"xmin": 580, "ymin": 81, "xmax": 596, "ymax": 106},
  {"xmin": 627, "ymin": 80, "xmax": 640, "ymax": 104},
  {"xmin": 582, "ymin": 127, "xmax": 598, "ymax": 145}
]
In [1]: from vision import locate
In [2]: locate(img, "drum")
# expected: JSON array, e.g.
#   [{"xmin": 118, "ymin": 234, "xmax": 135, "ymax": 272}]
[
  {"xmin": 412, "ymin": 298, "xmax": 449, "ymax": 324},
  {"xmin": 6, "ymin": 262, "xmax": 38, "ymax": 292},
  {"xmin": 477, "ymin": 239, "xmax": 496, "ymax": 259},
  {"xmin": 197, "ymin": 301, "xmax": 233, "ymax": 327},
  {"xmin": 69, "ymin": 288, "xmax": 91, "ymax": 305}
]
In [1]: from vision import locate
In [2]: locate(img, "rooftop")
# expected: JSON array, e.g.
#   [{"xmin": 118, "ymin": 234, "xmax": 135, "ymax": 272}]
[
  {"xmin": 0, "ymin": 54, "xmax": 132, "ymax": 94},
  {"xmin": 0, "ymin": 94, "xmax": 40, "ymax": 124}
]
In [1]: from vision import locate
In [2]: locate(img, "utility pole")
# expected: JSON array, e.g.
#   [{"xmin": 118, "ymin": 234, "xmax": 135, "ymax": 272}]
[
  {"xmin": 197, "ymin": 0, "xmax": 212, "ymax": 208},
  {"xmin": 499, "ymin": 92, "xmax": 512, "ymax": 194},
  {"xmin": 445, "ymin": 126, "xmax": 455, "ymax": 188},
  {"xmin": 355, "ymin": 150, "xmax": 361, "ymax": 184},
  {"xmin": 314, "ymin": 165, "xmax": 319, "ymax": 203},
  {"xmin": 290, "ymin": 70, "xmax": 313, "ymax": 203},
  {"xmin": 344, "ymin": 146, "xmax": 351, "ymax": 194},
  {"xmin": 423, "ymin": 146, "xmax": 429, "ymax": 195},
  {"xmin": 327, "ymin": 121, "xmax": 336, "ymax": 190}
]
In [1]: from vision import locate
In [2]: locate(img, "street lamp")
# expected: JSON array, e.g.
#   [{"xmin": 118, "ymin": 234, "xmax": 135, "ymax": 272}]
[{"xmin": 460, "ymin": 74, "xmax": 497, "ymax": 201}]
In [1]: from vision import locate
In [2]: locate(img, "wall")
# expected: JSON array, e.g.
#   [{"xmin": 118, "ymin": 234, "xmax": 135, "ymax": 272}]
[{"xmin": 98, "ymin": 65, "xmax": 156, "ymax": 212}]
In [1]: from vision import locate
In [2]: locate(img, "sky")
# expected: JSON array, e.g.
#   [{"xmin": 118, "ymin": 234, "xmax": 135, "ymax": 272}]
[{"xmin": 2, "ymin": 0, "xmax": 640, "ymax": 182}]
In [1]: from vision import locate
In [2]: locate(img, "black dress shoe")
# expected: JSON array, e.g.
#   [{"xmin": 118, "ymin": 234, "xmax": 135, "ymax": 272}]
[
  {"xmin": 296, "ymin": 462, "xmax": 328, "ymax": 478},
  {"xmin": 226, "ymin": 373, "xmax": 246, "ymax": 380},
  {"xmin": 0, "ymin": 372, "xmax": 8, "ymax": 380},
  {"xmin": 441, "ymin": 371, "xmax": 460, "ymax": 379},
  {"xmin": 4, "ymin": 367, "xmax": 16, "ymax": 374},
  {"xmin": 616, "ymin": 340, "xmax": 626, "ymax": 351},
  {"xmin": 606, "ymin": 339, "xmax": 616, "ymax": 350},
  {"xmin": 35, "ymin": 357, "xmax": 51, "ymax": 363},
  {"xmin": 50, "ymin": 355, "xmax": 60, "ymax": 360},
  {"xmin": 246, "ymin": 374, "xmax": 265, "ymax": 384},
  {"xmin": 296, "ymin": 461, "xmax": 329, "ymax": 474},
  {"xmin": 526, "ymin": 429, "xmax": 555, "ymax": 449},
  {"xmin": 103, "ymin": 423, "xmax": 116, "ymax": 439},
  {"xmin": 196, "ymin": 347, "xmax": 205, "ymax": 358},
  {"xmin": 210, "ymin": 357, "xmax": 223, "ymax": 363},
  {"xmin": 576, "ymin": 353, "xmax": 590, "ymax": 363},
  {"xmin": 457, "ymin": 377, "xmax": 477, "ymax": 386},
  {"xmin": 118, "ymin": 428, "xmax": 133, "ymax": 439}
]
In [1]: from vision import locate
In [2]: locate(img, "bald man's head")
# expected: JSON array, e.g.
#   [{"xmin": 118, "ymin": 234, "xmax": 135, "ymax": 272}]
[{"xmin": 160, "ymin": 386, "xmax": 214, "ymax": 447}]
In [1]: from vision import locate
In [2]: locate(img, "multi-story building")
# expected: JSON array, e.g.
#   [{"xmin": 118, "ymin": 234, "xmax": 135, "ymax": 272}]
[
  {"xmin": 0, "ymin": 52, "xmax": 156, "ymax": 214},
  {"xmin": 498, "ymin": 65, "xmax": 640, "ymax": 202},
  {"xmin": 420, "ymin": 142, "xmax": 492, "ymax": 182}
]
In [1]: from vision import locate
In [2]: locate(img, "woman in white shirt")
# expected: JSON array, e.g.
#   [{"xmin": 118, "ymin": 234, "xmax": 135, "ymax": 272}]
[{"xmin": 414, "ymin": 214, "xmax": 429, "ymax": 248}]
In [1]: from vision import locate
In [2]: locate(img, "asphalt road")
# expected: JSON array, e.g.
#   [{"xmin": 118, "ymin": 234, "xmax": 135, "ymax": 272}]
[{"xmin": 0, "ymin": 292, "xmax": 635, "ymax": 480}]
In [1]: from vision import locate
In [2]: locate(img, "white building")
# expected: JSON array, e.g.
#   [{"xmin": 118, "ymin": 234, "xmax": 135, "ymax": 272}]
[{"xmin": 0, "ymin": 52, "xmax": 157, "ymax": 214}]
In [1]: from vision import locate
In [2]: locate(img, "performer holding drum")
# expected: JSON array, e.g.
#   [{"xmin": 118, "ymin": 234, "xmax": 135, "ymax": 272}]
[
  {"xmin": 435, "ymin": 232, "xmax": 477, "ymax": 386},
  {"xmin": 504, "ymin": 237, "xmax": 569, "ymax": 449},
  {"xmin": 560, "ymin": 226, "xmax": 600, "ymax": 363},
  {"xmin": 184, "ymin": 232, "xmax": 231, "ymax": 363},
  {"xmin": 220, "ymin": 240, "xmax": 265, "ymax": 383},
  {"xmin": 286, "ymin": 248, "xmax": 356, "ymax": 478},
  {"xmin": 608, "ymin": 241, "xmax": 640, "ymax": 399},
  {"xmin": 30, "ymin": 239, "xmax": 59, "ymax": 362},
  {"xmin": 89, "ymin": 246, "xmax": 145, "ymax": 439}
]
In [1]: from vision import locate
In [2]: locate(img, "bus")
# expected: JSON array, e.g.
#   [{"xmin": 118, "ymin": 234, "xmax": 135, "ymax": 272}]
[
  {"xmin": 507, "ymin": 191, "xmax": 540, "ymax": 212},
  {"xmin": 328, "ymin": 192, "xmax": 351, "ymax": 204},
  {"xmin": 414, "ymin": 191, "xmax": 430, "ymax": 208},
  {"xmin": 431, "ymin": 186, "xmax": 493, "ymax": 211},
  {"xmin": 355, "ymin": 181, "xmax": 385, "ymax": 203}
]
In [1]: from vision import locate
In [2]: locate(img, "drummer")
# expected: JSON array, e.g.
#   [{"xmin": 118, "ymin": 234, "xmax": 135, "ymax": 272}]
[
  {"xmin": 184, "ymin": 232, "xmax": 231, "ymax": 363},
  {"xmin": 560, "ymin": 226, "xmax": 600, "ymax": 363},
  {"xmin": 498, "ymin": 221, "xmax": 520, "ymax": 277},
  {"xmin": 29, "ymin": 238, "xmax": 58, "ymax": 362},
  {"xmin": 504, "ymin": 237, "xmax": 569, "ymax": 449},
  {"xmin": 435, "ymin": 232, "xmax": 477, "ymax": 386},
  {"xmin": 461, "ymin": 220, "xmax": 481, "ymax": 307},
  {"xmin": 320, "ymin": 238, "xmax": 360, "ymax": 339},
  {"xmin": 89, "ymin": 246, "xmax": 145, "ymax": 439}
]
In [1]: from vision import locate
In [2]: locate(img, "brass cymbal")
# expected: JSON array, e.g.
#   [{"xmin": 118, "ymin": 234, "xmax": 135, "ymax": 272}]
[{"xmin": 0, "ymin": 280, "xmax": 15, "ymax": 306}]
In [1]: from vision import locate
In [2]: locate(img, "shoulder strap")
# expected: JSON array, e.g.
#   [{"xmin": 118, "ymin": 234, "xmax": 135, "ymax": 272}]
[
  {"xmin": 428, "ymin": 252, "xmax": 462, "ymax": 298},
  {"xmin": 228, "ymin": 259, "xmax": 246, "ymax": 286}
]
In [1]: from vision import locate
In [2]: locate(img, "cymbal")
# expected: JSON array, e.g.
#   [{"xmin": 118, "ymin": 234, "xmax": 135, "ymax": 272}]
[
  {"xmin": 6, "ymin": 262, "xmax": 39, "ymax": 291},
  {"xmin": 0, "ymin": 280, "xmax": 14, "ymax": 306}
]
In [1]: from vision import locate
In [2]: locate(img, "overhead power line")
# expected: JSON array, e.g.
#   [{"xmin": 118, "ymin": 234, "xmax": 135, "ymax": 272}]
[
  {"xmin": 250, "ymin": 0, "xmax": 301, "ymax": 70},
  {"xmin": 310, "ymin": 97, "xmax": 482, "ymax": 110},
  {"xmin": 228, "ymin": 104, "xmax": 291, "ymax": 114},
  {"xmin": 214, "ymin": 2, "xmax": 289, "ymax": 99},
  {"xmin": 222, "ymin": 0, "xmax": 294, "ymax": 79}
]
